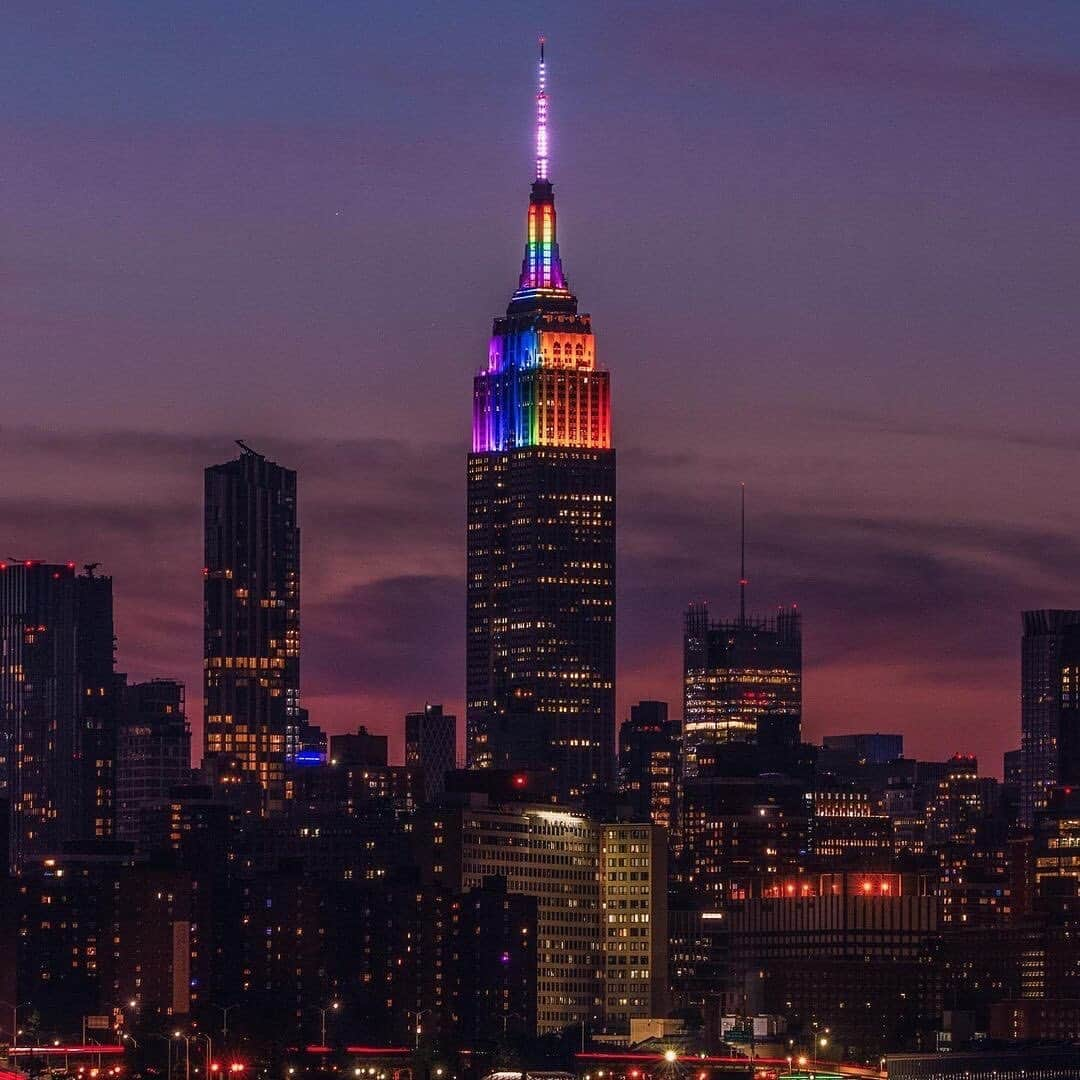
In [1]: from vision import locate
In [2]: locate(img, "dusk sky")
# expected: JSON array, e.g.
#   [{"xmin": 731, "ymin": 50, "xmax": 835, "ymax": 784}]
[{"xmin": 4, "ymin": 1, "xmax": 1080, "ymax": 769}]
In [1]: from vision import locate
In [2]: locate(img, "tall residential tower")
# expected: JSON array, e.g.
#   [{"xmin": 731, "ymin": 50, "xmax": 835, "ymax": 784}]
[
  {"xmin": 1020, "ymin": 610, "xmax": 1080, "ymax": 827},
  {"xmin": 0, "ymin": 562, "xmax": 118, "ymax": 869},
  {"xmin": 466, "ymin": 42, "xmax": 615, "ymax": 799},
  {"xmin": 203, "ymin": 444, "xmax": 300, "ymax": 810}
]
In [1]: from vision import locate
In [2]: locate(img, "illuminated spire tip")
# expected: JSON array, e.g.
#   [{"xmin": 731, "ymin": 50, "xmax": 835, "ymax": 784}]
[{"xmin": 535, "ymin": 36, "xmax": 548, "ymax": 181}]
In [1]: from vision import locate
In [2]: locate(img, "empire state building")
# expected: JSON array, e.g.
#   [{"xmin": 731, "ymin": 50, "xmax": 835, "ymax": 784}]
[{"xmin": 467, "ymin": 41, "xmax": 615, "ymax": 799}]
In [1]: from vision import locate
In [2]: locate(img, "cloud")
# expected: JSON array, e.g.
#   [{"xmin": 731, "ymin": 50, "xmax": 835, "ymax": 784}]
[
  {"xmin": 4, "ymin": 422, "xmax": 1071, "ymax": 772},
  {"xmin": 625, "ymin": 2, "xmax": 1080, "ymax": 116}
]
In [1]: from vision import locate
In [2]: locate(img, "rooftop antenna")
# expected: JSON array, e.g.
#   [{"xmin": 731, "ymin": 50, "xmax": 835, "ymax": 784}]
[
  {"xmin": 535, "ymin": 36, "xmax": 548, "ymax": 181},
  {"xmin": 739, "ymin": 483, "xmax": 747, "ymax": 626}
]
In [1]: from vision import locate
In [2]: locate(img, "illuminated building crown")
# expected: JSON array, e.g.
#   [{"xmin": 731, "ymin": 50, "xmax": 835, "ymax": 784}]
[{"xmin": 472, "ymin": 39, "xmax": 611, "ymax": 453}]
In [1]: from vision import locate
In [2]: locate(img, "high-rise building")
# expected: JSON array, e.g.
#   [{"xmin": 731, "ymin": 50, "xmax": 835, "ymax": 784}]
[
  {"xmin": 405, "ymin": 704, "xmax": 457, "ymax": 803},
  {"xmin": 417, "ymin": 799, "xmax": 667, "ymax": 1035},
  {"xmin": 116, "ymin": 680, "xmax": 191, "ymax": 845},
  {"xmin": 618, "ymin": 700, "xmax": 680, "ymax": 831},
  {"xmin": 1020, "ymin": 610, "xmax": 1080, "ymax": 826},
  {"xmin": 0, "ymin": 561, "xmax": 118, "ymax": 868},
  {"xmin": 76, "ymin": 566, "xmax": 121, "ymax": 844},
  {"xmin": 466, "ymin": 42, "xmax": 615, "ymax": 799},
  {"xmin": 683, "ymin": 601, "xmax": 801, "ymax": 771},
  {"xmin": 203, "ymin": 443, "xmax": 300, "ymax": 811}
]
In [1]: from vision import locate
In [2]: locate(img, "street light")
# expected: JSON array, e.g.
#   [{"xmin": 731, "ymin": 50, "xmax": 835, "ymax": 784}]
[
  {"xmin": 318, "ymin": 1002, "xmax": 340, "ymax": 1048},
  {"xmin": 172, "ymin": 1032, "xmax": 192, "ymax": 1080},
  {"xmin": 412, "ymin": 1009, "xmax": 430, "ymax": 1051},
  {"xmin": 0, "ymin": 1001, "xmax": 32, "ymax": 1047},
  {"xmin": 197, "ymin": 1034, "xmax": 213, "ymax": 1077},
  {"xmin": 664, "ymin": 1051, "xmax": 678, "ymax": 1064},
  {"xmin": 217, "ymin": 1006, "xmax": 239, "ymax": 1044}
]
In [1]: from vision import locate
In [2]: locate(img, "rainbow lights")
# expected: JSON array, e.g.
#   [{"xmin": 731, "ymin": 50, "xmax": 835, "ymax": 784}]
[
  {"xmin": 472, "ymin": 39, "xmax": 612, "ymax": 454},
  {"xmin": 473, "ymin": 325, "xmax": 611, "ymax": 452},
  {"xmin": 536, "ymin": 37, "xmax": 548, "ymax": 181}
]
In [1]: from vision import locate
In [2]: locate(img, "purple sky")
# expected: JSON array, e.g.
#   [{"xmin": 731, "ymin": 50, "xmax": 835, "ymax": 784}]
[{"xmin": 4, "ymin": 1, "xmax": 1080, "ymax": 770}]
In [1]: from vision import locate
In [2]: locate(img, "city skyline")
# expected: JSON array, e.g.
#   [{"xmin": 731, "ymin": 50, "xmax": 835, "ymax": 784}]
[{"xmin": 5, "ymin": 3, "xmax": 1080, "ymax": 770}]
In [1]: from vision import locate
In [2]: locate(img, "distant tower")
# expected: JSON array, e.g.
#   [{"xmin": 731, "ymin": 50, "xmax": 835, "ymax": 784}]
[
  {"xmin": 683, "ymin": 492, "xmax": 801, "ymax": 772},
  {"xmin": 116, "ymin": 680, "xmax": 191, "ymax": 846},
  {"xmin": 1020, "ymin": 610, "xmax": 1080, "ymax": 826},
  {"xmin": 203, "ymin": 444, "xmax": 300, "ymax": 811},
  {"xmin": 405, "ymin": 704, "xmax": 457, "ymax": 803},
  {"xmin": 466, "ymin": 40, "xmax": 616, "ymax": 798},
  {"xmin": 0, "ymin": 561, "xmax": 118, "ymax": 868}
]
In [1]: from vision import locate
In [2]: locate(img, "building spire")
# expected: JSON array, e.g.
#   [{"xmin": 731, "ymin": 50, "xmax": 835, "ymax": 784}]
[
  {"xmin": 536, "ymin": 36, "xmax": 548, "ymax": 181},
  {"xmin": 508, "ymin": 36, "xmax": 571, "ymax": 312},
  {"xmin": 739, "ymin": 483, "xmax": 748, "ymax": 626}
]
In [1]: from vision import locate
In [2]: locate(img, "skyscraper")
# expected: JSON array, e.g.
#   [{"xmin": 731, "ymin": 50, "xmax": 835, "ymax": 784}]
[
  {"xmin": 683, "ymin": 602, "xmax": 801, "ymax": 772},
  {"xmin": 203, "ymin": 443, "xmax": 300, "ymax": 811},
  {"xmin": 466, "ymin": 42, "xmax": 615, "ymax": 798},
  {"xmin": 405, "ymin": 703, "xmax": 457, "ymax": 803},
  {"xmin": 1020, "ymin": 610, "xmax": 1080, "ymax": 827},
  {"xmin": 0, "ymin": 561, "xmax": 118, "ymax": 868},
  {"xmin": 682, "ymin": 492, "xmax": 801, "ymax": 774}
]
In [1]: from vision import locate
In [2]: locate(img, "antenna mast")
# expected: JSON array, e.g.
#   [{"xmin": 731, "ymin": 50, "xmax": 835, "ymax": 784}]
[{"xmin": 536, "ymin": 36, "xmax": 549, "ymax": 181}]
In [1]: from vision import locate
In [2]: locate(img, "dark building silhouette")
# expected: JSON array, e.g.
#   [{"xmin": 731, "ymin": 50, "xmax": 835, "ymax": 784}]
[
  {"xmin": 683, "ymin": 601, "xmax": 801, "ymax": 772},
  {"xmin": 457, "ymin": 876, "xmax": 538, "ymax": 1042},
  {"xmin": 405, "ymin": 703, "xmax": 457, "ymax": 802},
  {"xmin": 203, "ymin": 444, "xmax": 300, "ymax": 811},
  {"xmin": 466, "ymin": 43, "xmax": 615, "ymax": 798},
  {"xmin": 116, "ymin": 679, "xmax": 191, "ymax": 845},
  {"xmin": 1020, "ymin": 610, "xmax": 1080, "ymax": 826},
  {"xmin": 330, "ymin": 725, "xmax": 388, "ymax": 766},
  {"xmin": 0, "ymin": 562, "xmax": 118, "ymax": 868},
  {"xmin": 823, "ymin": 732, "xmax": 903, "ymax": 765},
  {"xmin": 619, "ymin": 700, "xmax": 679, "ymax": 830}
]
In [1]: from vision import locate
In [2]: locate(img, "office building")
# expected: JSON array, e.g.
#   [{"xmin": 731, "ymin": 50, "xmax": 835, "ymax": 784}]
[
  {"xmin": 203, "ymin": 443, "xmax": 300, "ymax": 810},
  {"xmin": 405, "ymin": 703, "xmax": 457, "ymax": 802},
  {"xmin": 809, "ymin": 789, "xmax": 893, "ymax": 862},
  {"xmin": 466, "ymin": 43, "xmax": 615, "ymax": 798},
  {"xmin": 680, "ymin": 773, "xmax": 808, "ymax": 901},
  {"xmin": 618, "ymin": 700, "xmax": 679, "ymax": 830},
  {"xmin": 1020, "ymin": 610, "xmax": 1080, "ymax": 826},
  {"xmin": 683, "ymin": 601, "xmax": 801, "ymax": 771},
  {"xmin": 116, "ymin": 680, "xmax": 191, "ymax": 845},
  {"xmin": 418, "ymin": 799, "xmax": 667, "ymax": 1034}
]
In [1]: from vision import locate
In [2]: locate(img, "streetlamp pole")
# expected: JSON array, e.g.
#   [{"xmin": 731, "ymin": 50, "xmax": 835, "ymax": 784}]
[
  {"xmin": 198, "ymin": 1034, "xmax": 213, "ymax": 1074},
  {"xmin": 217, "ymin": 1006, "xmax": 237, "ymax": 1044},
  {"xmin": 172, "ymin": 1033, "xmax": 190, "ymax": 1080},
  {"xmin": 413, "ymin": 1010, "xmax": 429, "ymax": 1051},
  {"xmin": 318, "ymin": 1003, "xmax": 340, "ymax": 1048}
]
